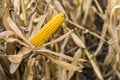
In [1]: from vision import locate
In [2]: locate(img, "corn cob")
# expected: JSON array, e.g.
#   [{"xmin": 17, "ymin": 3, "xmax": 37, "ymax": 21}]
[{"xmin": 29, "ymin": 13, "xmax": 65, "ymax": 48}]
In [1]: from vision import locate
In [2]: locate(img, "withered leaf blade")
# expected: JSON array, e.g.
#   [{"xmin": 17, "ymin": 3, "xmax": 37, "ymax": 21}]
[
  {"xmin": 42, "ymin": 29, "xmax": 73, "ymax": 47},
  {"xmin": 7, "ymin": 55, "xmax": 23, "ymax": 74},
  {"xmin": 36, "ymin": 48, "xmax": 73, "ymax": 61},
  {"xmin": 7, "ymin": 16, "xmax": 31, "ymax": 47},
  {"xmin": 23, "ymin": 58, "xmax": 35, "ymax": 80},
  {"xmin": 71, "ymin": 33, "xmax": 86, "ymax": 48},
  {"xmin": 48, "ymin": 56, "xmax": 80, "ymax": 71},
  {"xmin": 0, "ymin": 30, "xmax": 14, "ymax": 38},
  {"xmin": 0, "ymin": 55, "xmax": 11, "ymax": 75},
  {"xmin": 0, "ymin": 64, "xmax": 8, "ymax": 80},
  {"xmin": 29, "ymin": 15, "xmax": 46, "ymax": 39}
]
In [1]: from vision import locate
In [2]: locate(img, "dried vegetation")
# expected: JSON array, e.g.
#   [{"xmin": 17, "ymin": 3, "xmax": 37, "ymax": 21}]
[{"xmin": 0, "ymin": 0, "xmax": 120, "ymax": 80}]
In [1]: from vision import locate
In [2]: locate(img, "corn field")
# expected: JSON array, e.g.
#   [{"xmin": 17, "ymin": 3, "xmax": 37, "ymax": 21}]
[{"xmin": 0, "ymin": 0, "xmax": 120, "ymax": 80}]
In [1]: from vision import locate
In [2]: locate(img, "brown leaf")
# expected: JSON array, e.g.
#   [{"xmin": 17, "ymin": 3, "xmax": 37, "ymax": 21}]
[
  {"xmin": 48, "ymin": 56, "xmax": 80, "ymax": 71},
  {"xmin": 7, "ymin": 16, "xmax": 31, "ymax": 47}
]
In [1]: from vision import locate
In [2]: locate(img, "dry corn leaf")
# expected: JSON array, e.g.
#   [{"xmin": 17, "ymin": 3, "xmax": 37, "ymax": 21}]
[
  {"xmin": 37, "ymin": 48, "xmax": 73, "ymax": 61},
  {"xmin": 26, "ymin": 12, "xmax": 36, "ymax": 38},
  {"xmin": 13, "ymin": 0, "xmax": 20, "ymax": 14},
  {"xmin": 44, "ymin": 60, "xmax": 51, "ymax": 80},
  {"xmin": 82, "ymin": 0, "xmax": 92, "ymax": 25},
  {"xmin": 0, "ymin": 55, "xmax": 10, "ymax": 74},
  {"xmin": 90, "ymin": 55, "xmax": 104, "ymax": 80},
  {"xmin": 20, "ymin": 0, "xmax": 27, "ymax": 25},
  {"xmin": 6, "ymin": 38, "xmax": 30, "ymax": 47},
  {"xmin": 8, "ymin": 55, "xmax": 23, "ymax": 74},
  {"xmin": 94, "ymin": 0, "xmax": 103, "ymax": 13},
  {"xmin": 0, "ymin": 30, "xmax": 14, "ymax": 38},
  {"xmin": 42, "ymin": 29, "xmax": 73, "ymax": 47},
  {"xmin": 8, "ymin": 47, "xmax": 32, "ymax": 74},
  {"xmin": 71, "ymin": 32, "xmax": 86, "ymax": 48},
  {"xmin": 27, "ymin": 12, "xmax": 36, "ymax": 32},
  {"xmin": 8, "ymin": 55, "xmax": 23, "ymax": 64},
  {"xmin": 29, "ymin": 15, "xmax": 46, "ymax": 39},
  {"xmin": 18, "ymin": 47, "xmax": 32, "ymax": 55},
  {"xmin": 68, "ymin": 49, "xmax": 84, "ymax": 80},
  {"xmin": 23, "ymin": 58, "xmax": 35, "ymax": 80},
  {"xmin": 48, "ymin": 56, "xmax": 80, "ymax": 71},
  {"xmin": 54, "ymin": 0, "xmax": 68, "ymax": 19},
  {"xmin": 7, "ymin": 16, "xmax": 31, "ymax": 47},
  {"xmin": 0, "ymin": 64, "xmax": 8, "ymax": 80}
]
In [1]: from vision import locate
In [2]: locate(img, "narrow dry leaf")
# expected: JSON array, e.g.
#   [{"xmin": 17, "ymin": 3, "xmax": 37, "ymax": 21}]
[
  {"xmin": 42, "ymin": 29, "xmax": 74, "ymax": 47},
  {"xmin": 23, "ymin": 58, "xmax": 35, "ymax": 80},
  {"xmin": 54, "ymin": 0, "xmax": 68, "ymax": 19},
  {"xmin": 61, "ymin": 69, "xmax": 67, "ymax": 80},
  {"xmin": 44, "ymin": 60, "xmax": 51, "ymax": 80},
  {"xmin": 82, "ymin": 0, "xmax": 92, "ymax": 25},
  {"xmin": 36, "ymin": 48, "xmax": 73, "ymax": 61},
  {"xmin": 90, "ymin": 55, "xmax": 104, "ymax": 80},
  {"xmin": 6, "ymin": 38, "xmax": 30, "ymax": 47},
  {"xmin": 13, "ymin": 0, "xmax": 20, "ymax": 14},
  {"xmin": 26, "ymin": 12, "xmax": 36, "ymax": 38},
  {"xmin": 29, "ymin": 15, "xmax": 46, "ymax": 39},
  {"xmin": 27, "ymin": 12, "xmax": 36, "ymax": 32},
  {"xmin": 94, "ymin": 0, "xmax": 103, "ymax": 13},
  {"xmin": 26, "ymin": 0, "xmax": 35, "ymax": 9},
  {"xmin": 0, "ymin": 64, "xmax": 8, "ymax": 80},
  {"xmin": 0, "ymin": 30, "xmax": 14, "ymax": 38},
  {"xmin": 60, "ymin": 35, "xmax": 69, "ymax": 53},
  {"xmin": 20, "ymin": 0, "xmax": 27, "ymax": 25},
  {"xmin": 94, "ymin": 17, "xmax": 108, "ymax": 56},
  {"xmin": 68, "ymin": 49, "xmax": 84, "ymax": 80},
  {"xmin": 48, "ymin": 56, "xmax": 80, "ymax": 71},
  {"xmin": 71, "ymin": 32, "xmax": 86, "ymax": 48},
  {"xmin": 109, "ymin": 5, "xmax": 120, "ymax": 40}
]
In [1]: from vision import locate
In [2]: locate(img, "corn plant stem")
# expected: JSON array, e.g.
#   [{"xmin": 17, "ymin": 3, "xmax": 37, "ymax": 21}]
[
  {"xmin": 84, "ymin": 49, "xmax": 91, "ymax": 60},
  {"xmin": 84, "ymin": 48, "xmax": 103, "ymax": 80}
]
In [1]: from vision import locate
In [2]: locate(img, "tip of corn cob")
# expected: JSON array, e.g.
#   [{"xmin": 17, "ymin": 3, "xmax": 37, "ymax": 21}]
[{"xmin": 29, "ymin": 13, "xmax": 65, "ymax": 48}]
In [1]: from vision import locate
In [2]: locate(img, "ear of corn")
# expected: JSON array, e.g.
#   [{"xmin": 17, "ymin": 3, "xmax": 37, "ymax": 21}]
[{"xmin": 29, "ymin": 13, "xmax": 65, "ymax": 48}]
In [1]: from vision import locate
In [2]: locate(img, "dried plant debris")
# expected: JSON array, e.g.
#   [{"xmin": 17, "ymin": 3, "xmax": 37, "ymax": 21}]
[{"xmin": 1, "ymin": 0, "xmax": 120, "ymax": 80}]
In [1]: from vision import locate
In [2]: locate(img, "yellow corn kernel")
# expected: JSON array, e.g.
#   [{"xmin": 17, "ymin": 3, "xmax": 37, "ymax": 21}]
[{"xmin": 29, "ymin": 13, "xmax": 65, "ymax": 48}]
